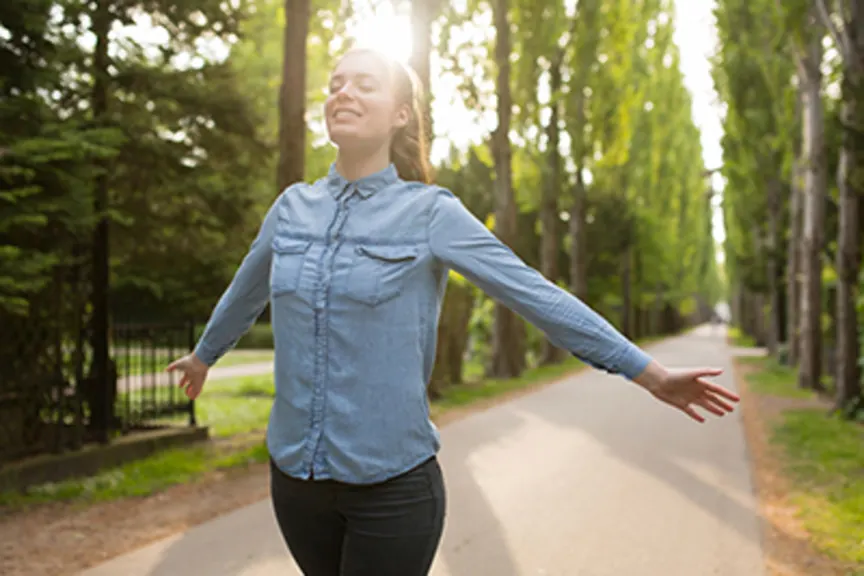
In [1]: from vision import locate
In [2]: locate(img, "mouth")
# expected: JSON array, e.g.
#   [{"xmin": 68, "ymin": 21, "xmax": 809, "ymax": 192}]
[{"xmin": 332, "ymin": 108, "xmax": 361, "ymax": 121}]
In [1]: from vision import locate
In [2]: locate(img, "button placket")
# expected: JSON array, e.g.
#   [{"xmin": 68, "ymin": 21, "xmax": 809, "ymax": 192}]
[{"xmin": 306, "ymin": 188, "xmax": 355, "ymax": 477}]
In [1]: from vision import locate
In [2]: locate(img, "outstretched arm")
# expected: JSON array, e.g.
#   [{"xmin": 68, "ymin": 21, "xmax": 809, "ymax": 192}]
[
  {"xmin": 167, "ymin": 194, "xmax": 283, "ymax": 400},
  {"xmin": 427, "ymin": 189, "xmax": 739, "ymax": 422},
  {"xmin": 192, "ymin": 195, "xmax": 283, "ymax": 366}
]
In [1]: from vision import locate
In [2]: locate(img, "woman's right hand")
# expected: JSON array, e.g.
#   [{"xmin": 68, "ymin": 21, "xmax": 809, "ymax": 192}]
[{"xmin": 166, "ymin": 353, "xmax": 210, "ymax": 400}]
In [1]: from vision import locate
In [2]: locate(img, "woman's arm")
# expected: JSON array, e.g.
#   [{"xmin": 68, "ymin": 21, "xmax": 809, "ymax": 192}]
[
  {"xmin": 427, "ymin": 188, "xmax": 739, "ymax": 422},
  {"xmin": 427, "ymin": 188, "xmax": 651, "ymax": 381},
  {"xmin": 192, "ymin": 194, "xmax": 283, "ymax": 367}
]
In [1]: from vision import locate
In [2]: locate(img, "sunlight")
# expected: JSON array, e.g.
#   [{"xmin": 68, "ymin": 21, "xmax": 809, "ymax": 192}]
[{"xmin": 349, "ymin": 7, "xmax": 413, "ymax": 63}]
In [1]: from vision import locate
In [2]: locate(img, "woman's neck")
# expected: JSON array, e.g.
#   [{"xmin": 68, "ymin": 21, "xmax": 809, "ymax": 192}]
[{"xmin": 335, "ymin": 144, "xmax": 391, "ymax": 182}]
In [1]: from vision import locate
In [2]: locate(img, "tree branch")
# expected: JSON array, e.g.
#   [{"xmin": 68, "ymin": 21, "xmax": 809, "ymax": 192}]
[{"xmin": 816, "ymin": 0, "xmax": 851, "ymax": 61}]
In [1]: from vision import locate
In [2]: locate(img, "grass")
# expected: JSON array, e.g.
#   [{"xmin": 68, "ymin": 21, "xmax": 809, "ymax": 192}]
[
  {"xmin": 0, "ymin": 440, "xmax": 269, "ymax": 507},
  {"xmin": 728, "ymin": 325, "xmax": 757, "ymax": 348},
  {"xmin": 775, "ymin": 410, "xmax": 864, "ymax": 564},
  {"xmin": 742, "ymin": 357, "xmax": 864, "ymax": 566},
  {"xmin": 737, "ymin": 356, "xmax": 814, "ymax": 399}
]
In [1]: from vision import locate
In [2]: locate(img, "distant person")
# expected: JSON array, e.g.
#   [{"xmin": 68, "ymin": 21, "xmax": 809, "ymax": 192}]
[{"xmin": 167, "ymin": 48, "xmax": 739, "ymax": 576}]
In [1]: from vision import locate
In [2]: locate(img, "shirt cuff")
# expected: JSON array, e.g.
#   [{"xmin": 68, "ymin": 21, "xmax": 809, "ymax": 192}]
[{"xmin": 193, "ymin": 341, "xmax": 223, "ymax": 367}]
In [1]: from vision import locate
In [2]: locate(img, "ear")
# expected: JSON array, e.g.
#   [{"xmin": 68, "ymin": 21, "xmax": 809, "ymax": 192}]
[{"xmin": 393, "ymin": 103, "xmax": 411, "ymax": 129}]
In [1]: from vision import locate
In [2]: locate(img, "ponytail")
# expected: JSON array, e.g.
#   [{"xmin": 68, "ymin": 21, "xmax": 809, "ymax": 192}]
[{"xmin": 389, "ymin": 62, "xmax": 433, "ymax": 184}]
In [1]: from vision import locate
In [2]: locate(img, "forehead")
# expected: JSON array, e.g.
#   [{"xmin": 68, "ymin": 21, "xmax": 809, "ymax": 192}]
[{"xmin": 331, "ymin": 51, "xmax": 391, "ymax": 82}]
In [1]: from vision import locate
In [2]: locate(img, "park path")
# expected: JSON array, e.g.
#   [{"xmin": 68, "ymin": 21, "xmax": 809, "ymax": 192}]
[{"xmin": 80, "ymin": 325, "xmax": 764, "ymax": 576}]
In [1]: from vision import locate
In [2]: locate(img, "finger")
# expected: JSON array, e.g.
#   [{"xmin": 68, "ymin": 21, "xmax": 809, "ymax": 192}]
[
  {"xmin": 681, "ymin": 404, "xmax": 706, "ymax": 423},
  {"xmin": 178, "ymin": 374, "xmax": 189, "ymax": 389},
  {"xmin": 695, "ymin": 397, "xmax": 725, "ymax": 417},
  {"xmin": 704, "ymin": 392, "xmax": 737, "ymax": 413},
  {"xmin": 166, "ymin": 359, "xmax": 181, "ymax": 373},
  {"xmin": 186, "ymin": 380, "xmax": 204, "ymax": 400},
  {"xmin": 702, "ymin": 381, "xmax": 740, "ymax": 402},
  {"xmin": 689, "ymin": 367, "xmax": 723, "ymax": 379}
]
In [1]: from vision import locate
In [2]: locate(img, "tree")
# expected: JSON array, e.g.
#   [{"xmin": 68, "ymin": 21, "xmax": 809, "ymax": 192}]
[
  {"xmin": 490, "ymin": 0, "xmax": 526, "ymax": 378},
  {"xmin": 277, "ymin": 0, "xmax": 311, "ymax": 191},
  {"xmin": 816, "ymin": 0, "xmax": 864, "ymax": 415}
]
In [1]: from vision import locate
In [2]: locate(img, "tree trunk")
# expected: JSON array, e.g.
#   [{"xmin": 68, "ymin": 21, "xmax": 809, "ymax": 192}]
[
  {"xmin": 428, "ymin": 281, "xmax": 474, "ymax": 399},
  {"xmin": 834, "ymin": 0, "xmax": 864, "ymax": 414},
  {"xmin": 410, "ymin": 0, "xmax": 439, "ymax": 142},
  {"xmin": 766, "ymin": 177, "xmax": 782, "ymax": 355},
  {"xmin": 277, "ymin": 0, "xmax": 309, "ymax": 192},
  {"xmin": 620, "ymin": 246, "xmax": 632, "ymax": 337},
  {"xmin": 540, "ymin": 48, "xmax": 565, "ymax": 365},
  {"xmin": 797, "ymin": 18, "xmax": 826, "ymax": 392},
  {"xmin": 786, "ymin": 153, "xmax": 803, "ymax": 364},
  {"xmin": 88, "ymin": 0, "xmax": 113, "ymax": 442},
  {"xmin": 567, "ymin": 0, "xmax": 597, "ymax": 304},
  {"xmin": 489, "ymin": 0, "xmax": 524, "ymax": 378}
]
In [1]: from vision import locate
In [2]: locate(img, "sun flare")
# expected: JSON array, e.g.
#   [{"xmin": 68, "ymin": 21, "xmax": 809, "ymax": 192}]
[{"xmin": 349, "ymin": 9, "xmax": 413, "ymax": 63}]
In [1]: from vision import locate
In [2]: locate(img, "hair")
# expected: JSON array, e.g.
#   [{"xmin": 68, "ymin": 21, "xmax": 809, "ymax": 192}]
[{"xmin": 340, "ymin": 48, "xmax": 434, "ymax": 184}]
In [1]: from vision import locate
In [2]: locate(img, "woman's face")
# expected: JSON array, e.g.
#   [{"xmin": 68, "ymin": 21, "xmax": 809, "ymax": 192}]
[{"xmin": 325, "ymin": 51, "xmax": 409, "ymax": 151}]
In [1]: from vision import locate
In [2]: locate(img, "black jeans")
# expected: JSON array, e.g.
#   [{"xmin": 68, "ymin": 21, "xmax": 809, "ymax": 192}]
[{"xmin": 270, "ymin": 456, "xmax": 446, "ymax": 576}]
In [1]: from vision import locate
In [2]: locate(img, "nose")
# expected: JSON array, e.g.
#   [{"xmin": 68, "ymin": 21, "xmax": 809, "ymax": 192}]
[{"xmin": 333, "ymin": 81, "xmax": 357, "ymax": 100}]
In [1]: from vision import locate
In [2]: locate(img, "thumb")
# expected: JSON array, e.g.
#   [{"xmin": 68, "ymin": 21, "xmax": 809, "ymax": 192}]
[{"xmin": 165, "ymin": 357, "xmax": 186, "ymax": 373}]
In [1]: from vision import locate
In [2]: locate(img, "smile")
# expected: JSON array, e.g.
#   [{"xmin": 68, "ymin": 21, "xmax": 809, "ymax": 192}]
[{"xmin": 333, "ymin": 109, "xmax": 361, "ymax": 119}]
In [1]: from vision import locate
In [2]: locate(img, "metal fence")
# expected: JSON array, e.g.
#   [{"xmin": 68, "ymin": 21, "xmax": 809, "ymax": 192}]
[
  {"xmin": 0, "ymin": 250, "xmax": 94, "ymax": 464},
  {"xmin": 0, "ymin": 309, "xmax": 198, "ymax": 465},
  {"xmin": 113, "ymin": 321, "xmax": 197, "ymax": 431}
]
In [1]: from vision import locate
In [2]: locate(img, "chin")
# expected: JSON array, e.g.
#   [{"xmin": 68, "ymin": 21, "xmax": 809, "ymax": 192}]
[{"xmin": 328, "ymin": 130, "xmax": 385, "ymax": 154}]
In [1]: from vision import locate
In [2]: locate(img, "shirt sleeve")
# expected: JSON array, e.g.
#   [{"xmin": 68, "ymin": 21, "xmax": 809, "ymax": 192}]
[
  {"xmin": 193, "ymin": 194, "xmax": 283, "ymax": 367},
  {"xmin": 427, "ymin": 188, "xmax": 652, "ymax": 380}
]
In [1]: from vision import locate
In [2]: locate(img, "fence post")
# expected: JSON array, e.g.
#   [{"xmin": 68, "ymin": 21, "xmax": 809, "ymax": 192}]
[{"xmin": 187, "ymin": 320, "xmax": 197, "ymax": 427}]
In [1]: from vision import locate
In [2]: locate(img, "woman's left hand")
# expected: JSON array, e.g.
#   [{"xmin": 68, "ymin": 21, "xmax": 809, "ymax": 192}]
[{"xmin": 636, "ymin": 365, "xmax": 740, "ymax": 423}]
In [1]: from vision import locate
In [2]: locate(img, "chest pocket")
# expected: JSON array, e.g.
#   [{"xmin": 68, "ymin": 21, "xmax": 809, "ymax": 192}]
[
  {"xmin": 271, "ymin": 236, "xmax": 312, "ymax": 297},
  {"xmin": 344, "ymin": 244, "xmax": 419, "ymax": 307}
]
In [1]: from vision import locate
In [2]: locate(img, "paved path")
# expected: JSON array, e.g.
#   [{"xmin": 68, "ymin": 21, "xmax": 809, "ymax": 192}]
[{"xmin": 81, "ymin": 325, "xmax": 764, "ymax": 576}]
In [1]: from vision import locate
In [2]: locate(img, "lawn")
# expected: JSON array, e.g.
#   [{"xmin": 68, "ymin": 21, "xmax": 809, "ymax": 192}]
[{"xmin": 741, "ymin": 355, "xmax": 864, "ymax": 567}]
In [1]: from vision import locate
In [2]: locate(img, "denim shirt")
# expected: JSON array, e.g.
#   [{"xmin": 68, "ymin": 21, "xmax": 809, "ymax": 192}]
[{"xmin": 194, "ymin": 163, "xmax": 652, "ymax": 484}]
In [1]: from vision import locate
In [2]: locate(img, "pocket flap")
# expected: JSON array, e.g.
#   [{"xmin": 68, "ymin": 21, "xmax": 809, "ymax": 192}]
[
  {"xmin": 272, "ymin": 236, "xmax": 311, "ymax": 254},
  {"xmin": 356, "ymin": 244, "xmax": 418, "ymax": 263}
]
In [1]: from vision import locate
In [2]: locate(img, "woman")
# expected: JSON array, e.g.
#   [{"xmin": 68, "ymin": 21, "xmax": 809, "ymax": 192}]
[{"xmin": 167, "ymin": 48, "xmax": 739, "ymax": 576}]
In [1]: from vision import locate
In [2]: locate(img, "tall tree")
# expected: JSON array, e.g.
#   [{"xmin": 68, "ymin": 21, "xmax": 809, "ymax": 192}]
[
  {"xmin": 817, "ymin": 0, "xmax": 864, "ymax": 414},
  {"xmin": 277, "ymin": 0, "xmax": 311, "ymax": 191},
  {"xmin": 795, "ymin": 3, "xmax": 827, "ymax": 391},
  {"xmin": 490, "ymin": 0, "xmax": 526, "ymax": 378}
]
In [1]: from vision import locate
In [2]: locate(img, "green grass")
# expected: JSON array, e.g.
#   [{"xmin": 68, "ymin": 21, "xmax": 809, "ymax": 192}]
[
  {"xmin": 743, "ymin": 359, "xmax": 864, "ymax": 567},
  {"xmin": 728, "ymin": 325, "xmax": 757, "ymax": 347},
  {"xmin": 775, "ymin": 410, "xmax": 864, "ymax": 564},
  {"xmin": 739, "ymin": 356, "xmax": 814, "ymax": 399},
  {"xmin": 0, "ymin": 440, "xmax": 269, "ymax": 507},
  {"xmin": 195, "ymin": 375, "xmax": 275, "ymax": 437}
]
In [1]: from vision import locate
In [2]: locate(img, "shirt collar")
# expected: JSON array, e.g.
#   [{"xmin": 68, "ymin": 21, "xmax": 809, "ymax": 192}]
[{"xmin": 326, "ymin": 163, "xmax": 399, "ymax": 200}]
